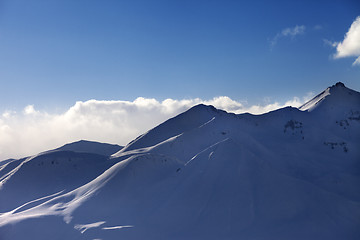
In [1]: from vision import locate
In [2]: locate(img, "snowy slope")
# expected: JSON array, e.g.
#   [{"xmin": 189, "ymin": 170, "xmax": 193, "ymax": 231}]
[
  {"xmin": 117, "ymin": 104, "xmax": 222, "ymax": 154},
  {"xmin": 0, "ymin": 82, "xmax": 359, "ymax": 240},
  {"xmin": 0, "ymin": 151, "xmax": 112, "ymax": 212},
  {"xmin": 52, "ymin": 140, "xmax": 123, "ymax": 156}
]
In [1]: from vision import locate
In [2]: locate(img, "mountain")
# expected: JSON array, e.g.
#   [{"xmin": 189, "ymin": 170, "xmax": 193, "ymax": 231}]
[
  {"xmin": 0, "ymin": 140, "xmax": 122, "ymax": 167},
  {"xmin": 52, "ymin": 140, "xmax": 123, "ymax": 156},
  {"xmin": 0, "ymin": 82, "xmax": 359, "ymax": 240}
]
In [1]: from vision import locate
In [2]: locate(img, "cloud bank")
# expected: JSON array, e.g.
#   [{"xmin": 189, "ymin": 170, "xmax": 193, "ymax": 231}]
[
  {"xmin": 271, "ymin": 25, "xmax": 306, "ymax": 47},
  {"xmin": 0, "ymin": 96, "xmax": 311, "ymax": 160},
  {"xmin": 330, "ymin": 16, "xmax": 360, "ymax": 66}
]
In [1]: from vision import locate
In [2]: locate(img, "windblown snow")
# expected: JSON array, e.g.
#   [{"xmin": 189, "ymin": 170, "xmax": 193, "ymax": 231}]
[{"xmin": 0, "ymin": 82, "xmax": 359, "ymax": 240}]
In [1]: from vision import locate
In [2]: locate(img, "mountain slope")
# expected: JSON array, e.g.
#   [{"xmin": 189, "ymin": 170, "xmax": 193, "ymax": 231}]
[
  {"xmin": 51, "ymin": 140, "xmax": 123, "ymax": 156},
  {"xmin": 0, "ymin": 82, "xmax": 359, "ymax": 240},
  {"xmin": 0, "ymin": 151, "xmax": 112, "ymax": 212}
]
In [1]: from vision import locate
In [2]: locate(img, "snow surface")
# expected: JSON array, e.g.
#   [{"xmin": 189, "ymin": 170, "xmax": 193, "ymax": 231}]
[
  {"xmin": 299, "ymin": 87, "xmax": 330, "ymax": 111},
  {"xmin": 48, "ymin": 140, "xmax": 123, "ymax": 157},
  {"xmin": 0, "ymin": 82, "xmax": 359, "ymax": 240}
]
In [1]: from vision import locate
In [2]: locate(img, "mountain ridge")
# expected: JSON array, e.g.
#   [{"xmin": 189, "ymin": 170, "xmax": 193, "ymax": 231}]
[{"xmin": 0, "ymin": 83, "xmax": 359, "ymax": 240}]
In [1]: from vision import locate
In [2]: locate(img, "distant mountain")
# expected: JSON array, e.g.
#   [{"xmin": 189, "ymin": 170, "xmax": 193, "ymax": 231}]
[
  {"xmin": 53, "ymin": 140, "xmax": 123, "ymax": 156},
  {"xmin": 0, "ymin": 82, "xmax": 359, "ymax": 240},
  {"xmin": 299, "ymin": 82, "xmax": 360, "ymax": 113},
  {"xmin": 0, "ymin": 140, "xmax": 122, "ymax": 165}
]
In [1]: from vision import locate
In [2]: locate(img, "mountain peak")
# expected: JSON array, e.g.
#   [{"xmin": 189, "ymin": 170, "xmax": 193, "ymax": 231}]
[
  {"xmin": 334, "ymin": 82, "xmax": 345, "ymax": 88},
  {"xmin": 53, "ymin": 140, "xmax": 122, "ymax": 156},
  {"xmin": 299, "ymin": 82, "xmax": 359, "ymax": 112},
  {"xmin": 188, "ymin": 103, "xmax": 218, "ymax": 113},
  {"xmin": 114, "ymin": 104, "xmax": 219, "ymax": 155}
]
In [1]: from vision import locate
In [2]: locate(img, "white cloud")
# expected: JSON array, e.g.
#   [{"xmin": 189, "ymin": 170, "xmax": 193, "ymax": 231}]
[
  {"xmin": 0, "ymin": 95, "xmax": 312, "ymax": 160},
  {"xmin": 314, "ymin": 25, "xmax": 323, "ymax": 30},
  {"xmin": 2, "ymin": 111, "xmax": 15, "ymax": 118},
  {"xmin": 330, "ymin": 16, "xmax": 360, "ymax": 66},
  {"xmin": 323, "ymin": 39, "xmax": 338, "ymax": 48},
  {"xmin": 281, "ymin": 25, "xmax": 306, "ymax": 37},
  {"xmin": 271, "ymin": 25, "xmax": 306, "ymax": 47},
  {"xmin": 23, "ymin": 105, "xmax": 38, "ymax": 115}
]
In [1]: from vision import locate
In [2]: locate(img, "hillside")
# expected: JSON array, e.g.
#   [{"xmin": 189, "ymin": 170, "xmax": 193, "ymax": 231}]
[{"xmin": 0, "ymin": 82, "xmax": 359, "ymax": 240}]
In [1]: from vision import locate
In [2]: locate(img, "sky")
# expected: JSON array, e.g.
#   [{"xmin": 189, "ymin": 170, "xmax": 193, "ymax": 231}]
[{"xmin": 0, "ymin": 0, "xmax": 360, "ymax": 159}]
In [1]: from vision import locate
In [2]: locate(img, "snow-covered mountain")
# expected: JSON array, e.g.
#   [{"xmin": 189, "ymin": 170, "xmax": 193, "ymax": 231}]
[
  {"xmin": 52, "ymin": 140, "xmax": 123, "ymax": 156},
  {"xmin": 0, "ymin": 82, "xmax": 359, "ymax": 240}
]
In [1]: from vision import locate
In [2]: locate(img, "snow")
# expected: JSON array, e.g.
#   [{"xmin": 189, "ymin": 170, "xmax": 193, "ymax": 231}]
[
  {"xmin": 52, "ymin": 140, "xmax": 123, "ymax": 156},
  {"xmin": 0, "ymin": 83, "xmax": 359, "ymax": 240},
  {"xmin": 102, "ymin": 225, "xmax": 133, "ymax": 230},
  {"xmin": 0, "ymin": 151, "xmax": 115, "ymax": 213},
  {"xmin": 299, "ymin": 87, "xmax": 330, "ymax": 111},
  {"xmin": 74, "ymin": 221, "xmax": 106, "ymax": 233}
]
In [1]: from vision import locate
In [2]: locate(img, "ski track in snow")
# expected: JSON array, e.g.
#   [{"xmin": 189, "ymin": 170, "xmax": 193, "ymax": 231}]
[
  {"xmin": 185, "ymin": 138, "xmax": 230, "ymax": 166},
  {"xmin": 74, "ymin": 221, "xmax": 106, "ymax": 234},
  {"xmin": 102, "ymin": 225, "xmax": 134, "ymax": 230}
]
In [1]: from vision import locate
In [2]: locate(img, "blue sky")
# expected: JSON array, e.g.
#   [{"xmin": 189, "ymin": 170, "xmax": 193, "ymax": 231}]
[
  {"xmin": 1, "ymin": 0, "xmax": 359, "ymax": 111},
  {"xmin": 1, "ymin": 0, "xmax": 360, "ymax": 158}
]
